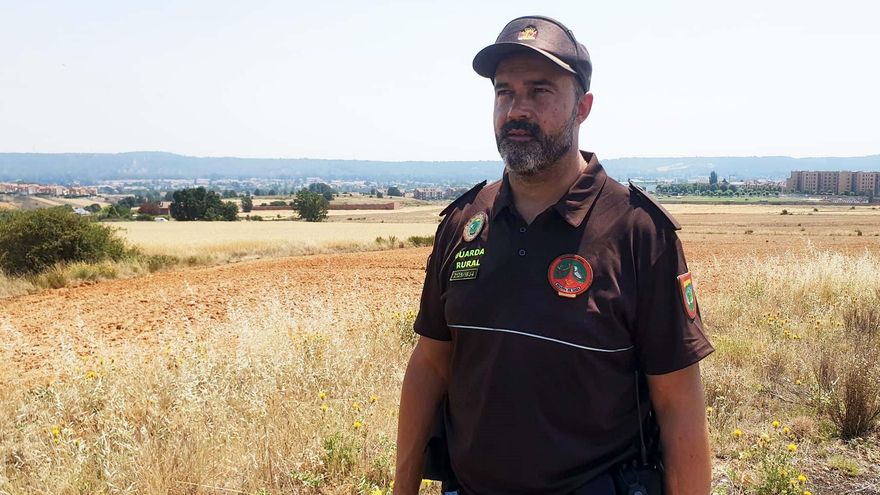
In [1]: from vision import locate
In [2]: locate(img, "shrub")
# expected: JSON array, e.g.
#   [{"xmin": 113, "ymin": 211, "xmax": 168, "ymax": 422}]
[
  {"xmin": 780, "ymin": 209, "xmax": 790, "ymax": 215},
  {"xmin": 813, "ymin": 299, "xmax": 880, "ymax": 439},
  {"xmin": 0, "ymin": 208, "xmax": 130, "ymax": 276},
  {"xmin": 407, "ymin": 235, "xmax": 435, "ymax": 247}
]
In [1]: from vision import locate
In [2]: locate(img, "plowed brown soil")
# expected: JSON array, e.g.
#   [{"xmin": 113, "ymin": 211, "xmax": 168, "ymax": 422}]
[{"xmin": 1, "ymin": 249, "xmax": 431, "ymax": 380}]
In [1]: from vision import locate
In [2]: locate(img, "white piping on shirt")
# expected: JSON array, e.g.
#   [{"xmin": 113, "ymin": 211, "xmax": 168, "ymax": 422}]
[{"xmin": 448, "ymin": 324, "xmax": 634, "ymax": 353}]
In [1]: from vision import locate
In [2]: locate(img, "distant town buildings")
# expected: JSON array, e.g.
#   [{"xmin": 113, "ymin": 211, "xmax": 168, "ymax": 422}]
[
  {"xmin": 0, "ymin": 182, "xmax": 97, "ymax": 196},
  {"xmin": 786, "ymin": 171, "xmax": 880, "ymax": 195},
  {"xmin": 413, "ymin": 188, "xmax": 444, "ymax": 200}
]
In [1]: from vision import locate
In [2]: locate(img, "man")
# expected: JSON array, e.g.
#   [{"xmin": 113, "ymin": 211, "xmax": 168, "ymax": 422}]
[{"xmin": 395, "ymin": 16, "xmax": 713, "ymax": 495}]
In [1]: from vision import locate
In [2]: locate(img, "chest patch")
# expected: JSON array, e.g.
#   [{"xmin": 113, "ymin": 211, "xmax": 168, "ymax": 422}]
[
  {"xmin": 450, "ymin": 247, "xmax": 485, "ymax": 281},
  {"xmin": 548, "ymin": 254, "xmax": 593, "ymax": 298},
  {"xmin": 462, "ymin": 212, "xmax": 487, "ymax": 242}
]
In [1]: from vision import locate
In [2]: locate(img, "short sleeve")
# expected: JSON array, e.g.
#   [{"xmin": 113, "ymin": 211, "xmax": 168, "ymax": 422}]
[
  {"xmin": 414, "ymin": 241, "xmax": 452, "ymax": 341},
  {"xmin": 634, "ymin": 232, "xmax": 714, "ymax": 375}
]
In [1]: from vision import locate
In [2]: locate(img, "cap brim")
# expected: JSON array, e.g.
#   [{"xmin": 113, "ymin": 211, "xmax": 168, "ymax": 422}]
[{"xmin": 472, "ymin": 42, "xmax": 577, "ymax": 79}]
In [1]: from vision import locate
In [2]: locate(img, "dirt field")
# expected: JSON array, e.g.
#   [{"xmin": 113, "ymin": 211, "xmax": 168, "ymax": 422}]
[
  {"xmin": 0, "ymin": 249, "xmax": 426, "ymax": 379},
  {"xmin": 5, "ymin": 204, "xmax": 880, "ymax": 380}
]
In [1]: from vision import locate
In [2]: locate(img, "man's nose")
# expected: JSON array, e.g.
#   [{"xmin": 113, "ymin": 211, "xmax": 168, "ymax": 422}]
[{"xmin": 506, "ymin": 95, "xmax": 534, "ymax": 121}]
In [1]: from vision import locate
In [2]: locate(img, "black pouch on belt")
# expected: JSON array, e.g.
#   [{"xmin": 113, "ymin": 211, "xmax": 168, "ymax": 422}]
[{"xmin": 422, "ymin": 397, "xmax": 460, "ymax": 492}]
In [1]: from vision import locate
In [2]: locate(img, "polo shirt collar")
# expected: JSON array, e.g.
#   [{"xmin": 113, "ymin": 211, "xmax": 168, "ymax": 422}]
[{"xmin": 491, "ymin": 151, "xmax": 607, "ymax": 228}]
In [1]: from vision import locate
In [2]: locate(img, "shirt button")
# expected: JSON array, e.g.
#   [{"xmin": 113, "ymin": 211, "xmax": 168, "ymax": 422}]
[
  {"xmin": 519, "ymin": 227, "xmax": 527, "ymax": 233},
  {"xmin": 518, "ymin": 249, "xmax": 526, "ymax": 256}
]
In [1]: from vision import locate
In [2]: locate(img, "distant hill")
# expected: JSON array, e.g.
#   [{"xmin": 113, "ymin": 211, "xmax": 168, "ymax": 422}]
[{"xmin": 0, "ymin": 152, "xmax": 878, "ymax": 183}]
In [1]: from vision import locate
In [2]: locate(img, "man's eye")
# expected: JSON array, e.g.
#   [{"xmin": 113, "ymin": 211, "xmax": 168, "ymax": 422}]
[
  {"xmin": 496, "ymin": 89, "xmax": 511, "ymax": 96},
  {"xmin": 533, "ymin": 87, "xmax": 551, "ymax": 94}
]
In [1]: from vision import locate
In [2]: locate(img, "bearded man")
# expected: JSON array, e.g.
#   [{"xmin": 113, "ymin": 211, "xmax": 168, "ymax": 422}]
[{"xmin": 395, "ymin": 15, "xmax": 714, "ymax": 495}]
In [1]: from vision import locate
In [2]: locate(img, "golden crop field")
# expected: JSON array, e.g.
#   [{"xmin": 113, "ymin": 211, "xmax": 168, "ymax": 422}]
[
  {"xmin": 114, "ymin": 221, "xmax": 439, "ymax": 259},
  {"xmin": 1, "ymin": 203, "xmax": 879, "ymax": 494}
]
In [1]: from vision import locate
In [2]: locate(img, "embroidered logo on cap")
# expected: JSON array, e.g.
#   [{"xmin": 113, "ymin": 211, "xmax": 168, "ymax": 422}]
[
  {"xmin": 678, "ymin": 272, "xmax": 698, "ymax": 319},
  {"xmin": 517, "ymin": 26, "xmax": 538, "ymax": 40},
  {"xmin": 462, "ymin": 212, "xmax": 487, "ymax": 242},
  {"xmin": 548, "ymin": 254, "xmax": 593, "ymax": 298}
]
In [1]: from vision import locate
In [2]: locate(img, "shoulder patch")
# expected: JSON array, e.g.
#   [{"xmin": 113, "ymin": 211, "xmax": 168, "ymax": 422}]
[
  {"xmin": 628, "ymin": 181, "xmax": 681, "ymax": 230},
  {"xmin": 440, "ymin": 181, "xmax": 487, "ymax": 217}
]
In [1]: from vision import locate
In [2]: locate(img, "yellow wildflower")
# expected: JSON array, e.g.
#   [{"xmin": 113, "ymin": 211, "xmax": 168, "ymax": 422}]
[
  {"xmin": 51, "ymin": 426, "xmax": 61, "ymax": 437},
  {"xmin": 370, "ymin": 394, "xmax": 379, "ymax": 403},
  {"xmin": 371, "ymin": 489, "xmax": 383, "ymax": 495},
  {"xmin": 733, "ymin": 428, "xmax": 743, "ymax": 438},
  {"xmin": 783, "ymin": 426, "xmax": 791, "ymax": 435},
  {"xmin": 804, "ymin": 491, "xmax": 812, "ymax": 495},
  {"xmin": 421, "ymin": 480, "xmax": 432, "ymax": 488},
  {"xmin": 320, "ymin": 404, "xmax": 328, "ymax": 413},
  {"xmin": 788, "ymin": 443, "xmax": 798, "ymax": 452},
  {"xmin": 795, "ymin": 379, "xmax": 802, "ymax": 385},
  {"xmin": 772, "ymin": 420, "xmax": 781, "ymax": 429},
  {"xmin": 86, "ymin": 370, "xmax": 97, "ymax": 379},
  {"xmin": 353, "ymin": 420, "xmax": 363, "ymax": 430},
  {"xmin": 705, "ymin": 406, "xmax": 714, "ymax": 415},
  {"xmin": 353, "ymin": 402, "xmax": 362, "ymax": 412},
  {"xmin": 319, "ymin": 391, "xmax": 327, "ymax": 400},
  {"xmin": 798, "ymin": 474, "xmax": 807, "ymax": 483},
  {"xmin": 389, "ymin": 480, "xmax": 394, "ymax": 490}
]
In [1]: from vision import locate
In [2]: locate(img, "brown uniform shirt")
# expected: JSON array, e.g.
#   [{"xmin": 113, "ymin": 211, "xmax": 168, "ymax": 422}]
[{"xmin": 414, "ymin": 151, "xmax": 713, "ymax": 495}]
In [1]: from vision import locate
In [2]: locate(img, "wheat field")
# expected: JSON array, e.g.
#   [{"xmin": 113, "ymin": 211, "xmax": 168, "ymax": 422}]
[{"xmin": 114, "ymin": 222, "xmax": 439, "ymax": 259}]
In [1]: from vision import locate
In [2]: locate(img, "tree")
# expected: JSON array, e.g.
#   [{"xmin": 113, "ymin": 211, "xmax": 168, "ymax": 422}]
[
  {"xmin": 387, "ymin": 186, "xmax": 403, "ymax": 197},
  {"xmin": 709, "ymin": 171, "xmax": 718, "ymax": 186},
  {"xmin": 241, "ymin": 195, "xmax": 253, "ymax": 213},
  {"xmin": 85, "ymin": 203, "xmax": 103, "ymax": 213},
  {"xmin": 100, "ymin": 204, "xmax": 132, "ymax": 220},
  {"xmin": 253, "ymin": 188, "xmax": 263, "ymax": 196},
  {"xmin": 293, "ymin": 189, "xmax": 328, "ymax": 222},
  {"xmin": 170, "ymin": 187, "xmax": 239, "ymax": 221},
  {"xmin": 0, "ymin": 207, "xmax": 128, "ymax": 275},
  {"xmin": 221, "ymin": 189, "xmax": 238, "ymax": 198},
  {"xmin": 308, "ymin": 182, "xmax": 336, "ymax": 201},
  {"xmin": 117, "ymin": 196, "xmax": 141, "ymax": 209}
]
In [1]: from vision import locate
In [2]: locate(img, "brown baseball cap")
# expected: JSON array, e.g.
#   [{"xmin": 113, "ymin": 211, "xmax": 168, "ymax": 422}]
[{"xmin": 473, "ymin": 15, "xmax": 592, "ymax": 92}]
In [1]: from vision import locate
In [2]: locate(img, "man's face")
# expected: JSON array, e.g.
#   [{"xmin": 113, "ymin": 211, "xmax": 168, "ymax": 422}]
[{"xmin": 493, "ymin": 52, "xmax": 583, "ymax": 177}]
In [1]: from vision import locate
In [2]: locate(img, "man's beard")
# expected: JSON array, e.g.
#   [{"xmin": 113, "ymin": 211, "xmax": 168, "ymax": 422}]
[{"xmin": 495, "ymin": 112, "xmax": 577, "ymax": 178}]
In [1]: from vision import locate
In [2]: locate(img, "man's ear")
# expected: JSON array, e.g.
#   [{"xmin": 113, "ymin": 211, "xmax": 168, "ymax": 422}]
[{"xmin": 576, "ymin": 92, "xmax": 594, "ymax": 124}]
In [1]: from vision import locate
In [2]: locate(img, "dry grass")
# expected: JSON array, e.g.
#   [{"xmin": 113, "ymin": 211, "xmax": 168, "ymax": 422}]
[
  {"xmin": 699, "ymin": 249, "xmax": 880, "ymax": 493},
  {"xmin": 115, "ymin": 222, "xmax": 438, "ymax": 259},
  {"xmin": 2, "ymin": 250, "xmax": 878, "ymax": 493},
  {"xmin": 3, "ymin": 202, "xmax": 880, "ymax": 493},
  {"xmin": 0, "ymin": 221, "xmax": 440, "ymax": 299},
  {"xmin": 0, "ymin": 288, "xmax": 420, "ymax": 494}
]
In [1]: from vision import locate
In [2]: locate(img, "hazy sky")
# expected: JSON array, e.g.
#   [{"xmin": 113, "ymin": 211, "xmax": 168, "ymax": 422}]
[{"xmin": 1, "ymin": 0, "xmax": 877, "ymax": 161}]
